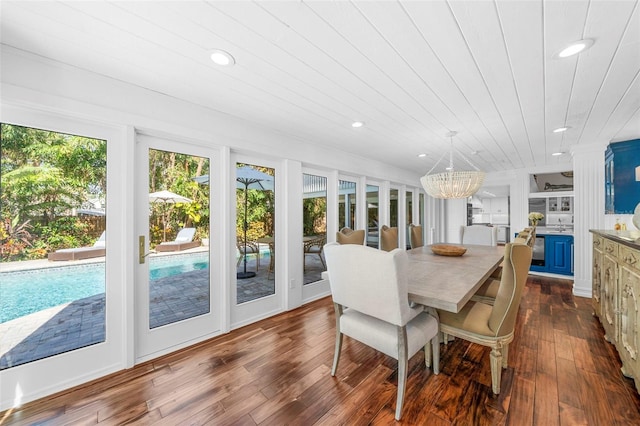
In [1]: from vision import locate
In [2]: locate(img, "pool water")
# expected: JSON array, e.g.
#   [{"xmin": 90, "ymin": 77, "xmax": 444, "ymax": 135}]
[{"xmin": 0, "ymin": 252, "xmax": 210, "ymax": 323}]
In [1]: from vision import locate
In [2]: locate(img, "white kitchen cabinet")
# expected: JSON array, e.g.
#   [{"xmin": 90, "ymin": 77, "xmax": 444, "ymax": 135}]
[
  {"xmin": 548, "ymin": 196, "xmax": 573, "ymax": 213},
  {"xmin": 491, "ymin": 197, "xmax": 508, "ymax": 214},
  {"xmin": 480, "ymin": 198, "xmax": 491, "ymax": 213}
]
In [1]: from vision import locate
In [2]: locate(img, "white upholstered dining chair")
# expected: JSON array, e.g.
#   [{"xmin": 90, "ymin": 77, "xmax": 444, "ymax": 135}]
[
  {"xmin": 460, "ymin": 225, "xmax": 498, "ymax": 246},
  {"xmin": 323, "ymin": 242, "xmax": 439, "ymax": 420},
  {"xmin": 438, "ymin": 242, "xmax": 532, "ymax": 395}
]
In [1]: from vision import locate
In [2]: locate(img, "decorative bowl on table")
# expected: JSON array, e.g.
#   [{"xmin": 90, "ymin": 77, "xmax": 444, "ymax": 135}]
[{"xmin": 430, "ymin": 244, "xmax": 467, "ymax": 257}]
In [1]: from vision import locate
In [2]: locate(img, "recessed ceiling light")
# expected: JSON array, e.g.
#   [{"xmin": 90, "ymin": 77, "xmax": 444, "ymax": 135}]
[
  {"xmin": 417, "ymin": 153, "xmax": 427, "ymax": 158},
  {"xmin": 553, "ymin": 126, "xmax": 570, "ymax": 133},
  {"xmin": 351, "ymin": 121, "xmax": 364, "ymax": 128},
  {"xmin": 557, "ymin": 39, "xmax": 594, "ymax": 58},
  {"xmin": 552, "ymin": 152, "xmax": 564, "ymax": 156},
  {"xmin": 210, "ymin": 49, "xmax": 235, "ymax": 66}
]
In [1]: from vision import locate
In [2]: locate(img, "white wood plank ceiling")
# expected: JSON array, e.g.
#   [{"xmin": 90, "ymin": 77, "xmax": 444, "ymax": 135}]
[{"xmin": 1, "ymin": 0, "xmax": 639, "ymax": 175}]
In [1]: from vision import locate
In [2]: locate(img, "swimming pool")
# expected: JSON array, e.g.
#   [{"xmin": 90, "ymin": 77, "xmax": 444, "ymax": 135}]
[{"xmin": 0, "ymin": 252, "xmax": 209, "ymax": 323}]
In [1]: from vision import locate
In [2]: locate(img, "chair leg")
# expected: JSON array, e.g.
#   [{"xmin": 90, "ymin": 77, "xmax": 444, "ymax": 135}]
[
  {"xmin": 331, "ymin": 303, "xmax": 344, "ymax": 376},
  {"xmin": 431, "ymin": 336, "xmax": 440, "ymax": 374},
  {"xmin": 502, "ymin": 344, "xmax": 508, "ymax": 369},
  {"xmin": 331, "ymin": 332, "xmax": 343, "ymax": 377},
  {"xmin": 395, "ymin": 326, "xmax": 409, "ymax": 421},
  {"xmin": 424, "ymin": 343, "xmax": 431, "ymax": 368},
  {"xmin": 490, "ymin": 344, "xmax": 503, "ymax": 394},
  {"xmin": 318, "ymin": 252, "xmax": 326, "ymax": 269}
]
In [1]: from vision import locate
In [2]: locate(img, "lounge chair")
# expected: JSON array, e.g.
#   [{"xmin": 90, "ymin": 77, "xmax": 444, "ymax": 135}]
[
  {"xmin": 155, "ymin": 228, "xmax": 200, "ymax": 252},
  {"xmin": 48, "ymin": 231, "xmax": 106, "ymax": 261}
]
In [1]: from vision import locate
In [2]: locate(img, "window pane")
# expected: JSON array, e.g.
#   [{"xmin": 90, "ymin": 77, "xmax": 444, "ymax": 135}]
[
  {"xmin": 390, "ymin": 189, "xmax": 399, "ymax": 228},
  {"xmin": 0, "ymin": 123, "xmax": 106, "ymax": 369},
  {"xmin": 303, "ymin": 174, "xmax": 327, "ymax": 284},
  {"xmin": 148, "ymin": 149, "xmax": 210, "ymax": 329},
  {"xmin": 236, "ymin": 163, "xmax": 275, "ymax": 304},
  {"xmin": 367, "ymin": 185, "xmax": 379, "ymax": 248},
  {"xmin": 406, "ymin": 191, "xmax": 413, "ymax": 225},
  {"xmin": 338, "ymin": 180, "xmax": 357, "ymax": 230}
]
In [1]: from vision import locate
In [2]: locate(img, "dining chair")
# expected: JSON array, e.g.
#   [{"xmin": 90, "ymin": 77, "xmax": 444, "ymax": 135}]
[
  {"xmin": 479, "ymin": 226, "xmax": 536, "ymax": 293},
  {"xmin": 409, "ymin": 224, "xmax": 424, "ymax": 249},
  {"xmin": 304, "ymin": 235, "xmax": 326, "ymax": 272},
  {"xmin": 324, "ymin": 242, "xmax": 439, "ymax": 420},
  {"xmin": 336, "ymin": 227, "xmax": 365, "ymax": 245},
  {"xmin": 460, "ymin": 225, "xmax": 498, "ymax": 246},
  {"xmin": 472, "ymin": 235, "xmax": 529, "ymax": 304},
  {"xmin": 438, "ymin": 242, "xmax": 532, "ymax": 395},
  {"xmin": 380, "ymin": 225, "xmax": 399, "ymax": 251},
  {"xmin": 236, "ymin": 237, "xmax": 260, "ymax": 270}
]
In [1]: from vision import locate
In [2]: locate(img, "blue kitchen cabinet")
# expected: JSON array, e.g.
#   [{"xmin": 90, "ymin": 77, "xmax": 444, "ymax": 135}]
[
  {"xmin": 546, "ymin": 235, "xmax": 573, "ymax": 275},
  {"xmin": 605, "ymin": 139, "xmax": 640, "ymax": 214},
  {"xmin": 524, "ymin": 233, "xmax": 574, "ymax": 276}
]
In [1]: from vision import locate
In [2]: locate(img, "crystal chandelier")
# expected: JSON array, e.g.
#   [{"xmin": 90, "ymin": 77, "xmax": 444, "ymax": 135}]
[{"xmin": 420, "ymin": 131, "xmax": 485, "ymax": 199}]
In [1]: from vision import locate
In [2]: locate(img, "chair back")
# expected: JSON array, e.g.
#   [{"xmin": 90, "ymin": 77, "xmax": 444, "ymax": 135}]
[
  {"xmin": 460, "ymin": 225, "xmax": 498, "ymax": 246},
  {"xmin": 488, "ymin": 243, "xmax": 532, "ymax": 337},
  {"xmin": 409, "ymin": 224, "xmax": 423, "ymax": 249},
  {"xmin": 380, "ymin": 225, "xmax": 399, "ymax": 251},
  {"xmin": 527, "ymin": 228, "xmax": 536, "ymax": 248},
  {"xmin": 175, "ymin": 228, "xmax": 196, "ymax": 242},
  {"xmin": 336, "ymin": 227, "xmax": 365, "ymax": 245},
  {"xmin": 324, "ymin": 242, "xmax": 414, "ymax": 326},
  {"xmin": 305, "ymin": 235, "xmax": 326, "ymax": 253}
]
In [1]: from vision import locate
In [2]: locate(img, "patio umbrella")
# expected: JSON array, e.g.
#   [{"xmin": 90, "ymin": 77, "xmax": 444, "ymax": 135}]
[
  {"xmin": 192, "ymin": 167, "xmax": 274, "ymax": 278},
  {"xmin": 236, "ymin": 166, "xmax": 274, "ymax": 279},
  {"xmin": 149, "ymin": 190, "xmax": 193, "ymax": 242}
]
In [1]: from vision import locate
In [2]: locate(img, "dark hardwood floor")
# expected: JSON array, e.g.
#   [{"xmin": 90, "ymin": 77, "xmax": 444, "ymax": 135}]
[{"xmin": 2, "ymin": 275, "xmax": 640, "ymax": 425}]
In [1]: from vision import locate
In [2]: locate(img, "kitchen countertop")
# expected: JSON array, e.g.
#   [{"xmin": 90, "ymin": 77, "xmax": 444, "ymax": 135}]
[
  {"xmin": 533, "ymin": 226, "xmax": 574, "ymax": 236},
  {"xmin": 590, "ymin": 229, "xmax": 640, "ymax": 250}
]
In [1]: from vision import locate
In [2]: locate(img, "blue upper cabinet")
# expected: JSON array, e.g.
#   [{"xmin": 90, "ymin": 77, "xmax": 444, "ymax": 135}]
[{"xmin": 605, "ymin": 139, "xmax": 640, "ymax": 214}]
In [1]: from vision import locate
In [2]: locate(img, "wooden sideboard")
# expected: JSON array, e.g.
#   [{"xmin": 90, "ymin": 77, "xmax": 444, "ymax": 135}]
[{"xmin": 591, "ymin": 230, "xmax": 640, "ymax": 392}]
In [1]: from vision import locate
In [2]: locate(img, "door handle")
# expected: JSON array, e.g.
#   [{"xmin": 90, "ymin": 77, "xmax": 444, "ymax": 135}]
[{"xmin": 139, "ymin": 235, "xmax": 156, "ymax": 264}]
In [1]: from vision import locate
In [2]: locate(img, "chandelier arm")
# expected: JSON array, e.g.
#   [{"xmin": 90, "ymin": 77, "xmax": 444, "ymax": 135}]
[
  {"xmin": 425, "ymin": 150, "xmax": 449, "ymax": 175},
  {"xmin": 452, "ymin": 147, "xmax": 482, "ymax": 171}
]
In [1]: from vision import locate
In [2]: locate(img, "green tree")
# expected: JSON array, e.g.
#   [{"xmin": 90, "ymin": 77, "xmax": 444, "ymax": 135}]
[
  {"xmin": 2, "ymin": 165, "xmax": 81, "ymax": 222},
  {"xmin": 1, "ymin": 124, "xmax": 107, "ymax": 224},
  {"xmin": 1, "ymin": 123, "xmax": 108, "ymax": 260}
]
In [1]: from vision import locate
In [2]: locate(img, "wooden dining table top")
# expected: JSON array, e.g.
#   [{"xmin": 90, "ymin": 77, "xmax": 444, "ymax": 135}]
[{"xmin": 407, "ymin": 244, "xmax": 505, "ymax": 313}]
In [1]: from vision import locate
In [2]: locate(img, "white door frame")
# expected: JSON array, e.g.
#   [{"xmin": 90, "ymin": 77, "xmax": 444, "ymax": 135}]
[
  {"xmin": 0, "ymin": 105, "xmax": 130, "ymax": 410},
  {"xmin": 230, "ymin": 154, "xmax": 284, "ymax": 328}
]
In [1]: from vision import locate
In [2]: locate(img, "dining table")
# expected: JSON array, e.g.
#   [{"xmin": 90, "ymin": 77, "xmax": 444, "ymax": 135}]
[{"xmin": 407, "ymin": 243, "xmax": 505, "ymax": 313}]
